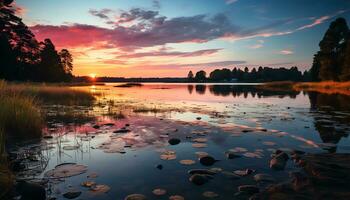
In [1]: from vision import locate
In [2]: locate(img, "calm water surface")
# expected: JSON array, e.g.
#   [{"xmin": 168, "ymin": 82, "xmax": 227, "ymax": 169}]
[{"xmin": 13, "ymin": 84, "xmax": 350, "ymax": 200}]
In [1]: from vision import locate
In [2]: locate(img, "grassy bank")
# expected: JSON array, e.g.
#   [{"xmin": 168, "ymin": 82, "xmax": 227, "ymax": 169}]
[
  {"xmin": 259, "ymin": 81, "xmax": 350, "ymax": 95},
  {"xmin": 0, "ymin": 81, "xmax": 95, "ymax": 106}
]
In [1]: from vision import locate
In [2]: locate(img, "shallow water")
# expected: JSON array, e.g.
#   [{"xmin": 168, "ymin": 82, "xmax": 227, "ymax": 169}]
[{"xmin": 12, "ymin": 84, "xmax": 350, "ymax": 200}]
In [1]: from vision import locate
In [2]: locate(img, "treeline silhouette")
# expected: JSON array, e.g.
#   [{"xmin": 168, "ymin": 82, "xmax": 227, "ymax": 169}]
[
  {"xmin": 0, "ymin": 0, "xmax": 73, "ymax": 82},
  {"xmin": 308, "ymin": 18, "xmax": 350, "ymax": 81},
  {"xmin": 187, "ymin": 66, "xmax": 304, "ymax": 82},
  {"xmin": 188, "ymin": 18, "xmax": 350, "ymax": 83}
]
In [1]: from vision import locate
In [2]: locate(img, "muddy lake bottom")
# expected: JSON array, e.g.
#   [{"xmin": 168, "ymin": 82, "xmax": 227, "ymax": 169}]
[{"xmin": 8, "ymin": 84, "xmax": 350, "ymax": 200}]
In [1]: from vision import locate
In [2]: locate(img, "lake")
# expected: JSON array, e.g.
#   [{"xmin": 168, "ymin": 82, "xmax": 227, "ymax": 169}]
[{"xmin": 11, "ymin": 83, "xmax": 350, "ymax": 200}]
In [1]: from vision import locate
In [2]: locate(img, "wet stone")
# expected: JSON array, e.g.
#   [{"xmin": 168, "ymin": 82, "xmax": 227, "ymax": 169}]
[
  {"xmin": 225, "ymin": 151, "xmax": 241, "ymax": 159},
  {"xmin": 63, "ymin": 190, "xmax": 82, "ymax": 199},
  {"xmin": 168, "ymin": 138, "xmax": 181, "ymax": 145},
  {"xmin": 189, "ymin": 174, "xmax": 212, "ymax": 185},
  {"xmin": 114, "ymin": 129, "xmax": 131, "ymax": 133},
  {"xmin": 199, "ymin": 156, "xmax": 218, "ymax": 166}
]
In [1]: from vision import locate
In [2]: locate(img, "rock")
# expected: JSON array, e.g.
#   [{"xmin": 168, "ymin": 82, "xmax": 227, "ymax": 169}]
[
  {"xmin": 156, "ymin": 164, "xmax": 163, "ymax": 170},
  {"xmin": 63, "ymin": 190, "xmax": 82, "ymax": 199},
  {"xmin": 16, "ymin": 181, "xmax": 46, "ymax": 200},
  {"xmin": 199, "ymin": 156, "xmax": 218, "ymax": 166},
  {"xmin": 188, "ymin": 169, "xmax": 217, "ymax": 175},
  {"xmin": 168, "ymin": 138, "xmax": 181, "ymax": 145},
  {"xmin": 189, "ymin": 174, "xmax": 212, "ymax": 185},
  {"xmin": 254, "ymin": 174, "xmax": 275, "ymax": 182},
  {"xmin": 238, "ymin": 185, "xmax": 259, "ymax": 194},
  {"xmin": 114, "ymin": 129, "xmax": 131, "ymax": 133},
  {"xmin": 104, "ymin": 123, "xmax": 114, "ymax": 126},
  {"xmin": 124, "ymin": 194, "xmax": 147, "ymax": 200},
  {"xmin": 270, "ymin": 152, "xmax": 289, "ymax": 170},
  {"xmin": 225, "ymin": 152, "xmax": 241, "ymax": 159}
]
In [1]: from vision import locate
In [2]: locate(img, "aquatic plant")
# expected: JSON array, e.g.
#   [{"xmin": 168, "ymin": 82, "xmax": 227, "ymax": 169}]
[{"xmin": 0, "ymin": 94, "xmax": 43, "ymax": 139}]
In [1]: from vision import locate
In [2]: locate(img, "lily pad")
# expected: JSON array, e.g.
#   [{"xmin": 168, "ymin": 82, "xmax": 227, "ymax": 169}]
[
  {"xmin": 152, "ymin": 188, "xmax": 167, "ymax": 196},
  {"xmin": 45, "ymin": 163, "xmax": 88, "ymax": 178},
  {"xmin": 125, "ymin": 194, "xmax": 147, "ymax": 200},
  {"xmin": 90, "ymin": 184, "xmax": 110, "ymax": 193},
  {"xmin": 192, "ymin": 143, "xmax": 208, "ymax": 148},
  {"xmin": 179, "ymin": 159, "xmax": 196, "ymax": 165},
  {"xmin": 203, "ymin": 191, "xmax": 219, "ymax": 198},
  {"xmin": 169, "ymin": 195, "xmax": 184, "ymax": 200}
]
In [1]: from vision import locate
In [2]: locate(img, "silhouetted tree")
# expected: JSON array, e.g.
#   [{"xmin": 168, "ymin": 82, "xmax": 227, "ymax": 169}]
[
  {"xmin": 195, "ymin": 70, "xmax": 206, "ymax": 82},
  {"xmin": 0, "ymin": 0, "xmax": 73, "ymax": 82},
  {"xmin": 187, "ymin": 70, "xmax": 194, "ymax": 81},
  {"xmin": 309, "ymin": 18, "xmax": 350, "ymax": 81}
]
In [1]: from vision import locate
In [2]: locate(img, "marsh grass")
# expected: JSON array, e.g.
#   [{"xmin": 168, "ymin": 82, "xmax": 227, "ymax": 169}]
[
  {"xmin": 0, "ymin": 81, "xmax": 95, "ymax": 106},
  {"xmin": 260, "ymin": 81, "xmax": 350, "ymax": 95},
  {"xmin": 114, "ymin": 82, "xmax": 143, "ymax": 87},
  {"xmin": 0, "ymin": 94, "xmax": 43, "ymax": 139}
]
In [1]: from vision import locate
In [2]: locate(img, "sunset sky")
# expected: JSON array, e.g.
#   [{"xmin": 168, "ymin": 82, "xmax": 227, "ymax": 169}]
[{"xmin": 16, "ymin": 0, "xmax": 350, "ymax": 77}]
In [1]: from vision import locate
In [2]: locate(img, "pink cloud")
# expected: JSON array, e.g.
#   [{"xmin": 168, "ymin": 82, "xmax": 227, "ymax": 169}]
[
  {"xmin": 117, "ymin": 49, "xmax": 222, "ymax": 59},
  {"xmin": 279, "ymin": 50, "xmax": 294, "ymax": 55}
]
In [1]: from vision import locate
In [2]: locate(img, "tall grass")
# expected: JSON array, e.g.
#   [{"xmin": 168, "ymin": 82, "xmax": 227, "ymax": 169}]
[
  {"xmin": 0, "ymin": 94, "xmax": 43, "ymax": 139},
  {"xmin": 1, "ymin": 82, "xmax": 95, "ymax": 106},
  {"xmin": 260, "ymin": 81, "xmax": 350, "ymax": 95}
]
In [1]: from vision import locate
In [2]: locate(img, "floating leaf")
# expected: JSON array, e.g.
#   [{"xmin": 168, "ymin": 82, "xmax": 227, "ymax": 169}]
[
  {"xmin": 192, "ymin": 138, "xmax": 207, "ymax": 143},
  {"xmin": 242, "ymin": 152, "xmax": 262, "ymax": 158},
  {"xmin": 203, "ymin": 191, "xmax": 219, "ymax": 198},
  {"xmin": 192, "ymin": 143, "xmax": 208, "ymax": 148},
  {"xmin": 169, "ymin": 195, "xmax": 185, "ymax": 200},
  {"xmin": 81, "ymin": 181, "xmax": 96, "ymax": 187},
  {"xmin": 152, "ymin": 188, "xmax": 167, "ymax": 196},
  {"xmin": 179, "ymin": 159, "xmax": 196, "ymax": 165},
  {"xmin": 195, "ymin": 151, "xmax": 209, "ymax": 158},
  {"xmin": 62, "ymin": 145, "xmax": 80, "ymax": 150},
  {"xmin": 90, "ymin": 184, "xmax": 110, "ymax": 193},
  {"xmin": 160, "ymin": 150, "xmax": 177, "ymax": 160},
  {"xmin": 262, "ymin": 141, "xmax": 276, "ymax": 146},
  {"xmin": 45, "ymin": 163, "xmax": 88, "ymax": 178}
]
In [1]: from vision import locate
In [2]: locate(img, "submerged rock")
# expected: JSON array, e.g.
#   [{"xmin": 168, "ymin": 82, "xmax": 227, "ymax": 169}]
[
  {"xmin": 199, "ymin": 156, "xmax": 218, "ymax": 166},
  {"xmin": 168, "ymin": 138, "xmax": 181, "ymax": 145},
  {"xmin": 270, "ymin": 151, "xmax": 289, "ymax": 170},
  {"xmin": 114, "ymin": 129, "xmax": 131, "ymax": 133},
  {"xmin": 225, "ymin": 151, "xmax": 241, "ymax": 159},
  {"xmin": 189, "ymin": 174, "xmax": 212, "ymax": 185},
  {"xmin": 63, "ymin": 190, "xmax": 82, "ymax": 199}
]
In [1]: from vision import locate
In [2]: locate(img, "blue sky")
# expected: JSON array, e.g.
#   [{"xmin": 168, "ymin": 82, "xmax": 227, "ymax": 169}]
[{"xmin": 16, "ymin": 0, "xmax": 350, "ymax": 77}]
